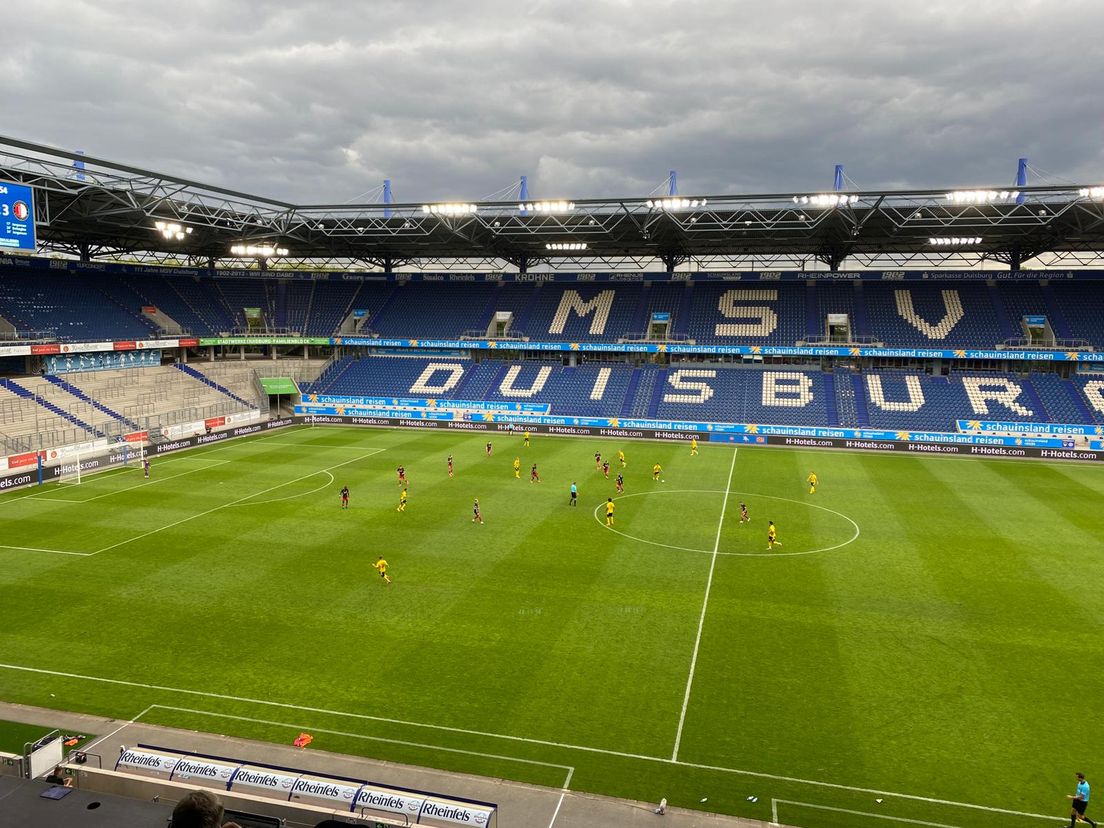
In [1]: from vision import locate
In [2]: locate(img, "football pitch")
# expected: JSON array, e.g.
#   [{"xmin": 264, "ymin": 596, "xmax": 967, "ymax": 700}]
[{"xmin": 1, "ymin": 424, "xmax": 1101, "ymax": 827}]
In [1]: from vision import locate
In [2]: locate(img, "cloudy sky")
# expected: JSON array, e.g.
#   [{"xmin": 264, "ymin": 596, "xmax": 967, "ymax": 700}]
[{"xmin": 5, "ymin": 0, "xmax": 1102, "ymax": 205}]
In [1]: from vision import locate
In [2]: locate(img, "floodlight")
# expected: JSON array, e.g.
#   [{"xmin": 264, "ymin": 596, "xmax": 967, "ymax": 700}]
[
  {"xmin": 793, "ymin": 194, "xmax": 858, "ymax": 207},
  {"xmin": 928, "ymin": 236, "xmax": 983, "ymax": 246},
  {"xmin": 545, "ymin": 242, "xmax": 588, "ymax": 251},
  {"xmin": 154, "ymin": 220, "xmax": 190, "ymax": 240},
  {"xmin": 518, "ymin": 201, "xmax": 575, "ymax": 213},
  {"xmin": 944, "ymin": 190, "xmax": 1018, "ymax": 204},
  {"xmin": 1079, "ymin": 186, "xmax": 1104, "ymax": 199},
  {"xmin": 421, "ymin": 203, "xmax": 478, "ymax": 215},
  {"xmin": 646, "ymin": 198, "xmax": 706, "ymax": 211},
  {"xmin": 230, "ymin": 244, "xmax": 290, "ymax": 258}
]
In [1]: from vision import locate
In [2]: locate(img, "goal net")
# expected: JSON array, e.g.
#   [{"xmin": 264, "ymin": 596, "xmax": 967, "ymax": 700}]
[
  {"xmin": 54, "ymin": 443, "xmax": 146, "ymax": 485},
  {"xmin": 55, "ymin": 453, "xmax": 83, "ymax": 486}
]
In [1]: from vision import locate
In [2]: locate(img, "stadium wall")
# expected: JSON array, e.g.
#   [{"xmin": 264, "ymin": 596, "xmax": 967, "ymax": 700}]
[
  {"xmin": 0, "ymin": 417, "xmax": 295, "ymax": 491},
  {"xmin": 294, "ymin": 413, "xmax": 1104, "ymax": 462}
]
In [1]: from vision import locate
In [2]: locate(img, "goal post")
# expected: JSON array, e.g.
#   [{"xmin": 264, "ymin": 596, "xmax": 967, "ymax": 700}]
[
  {"xmin": 55, "ymin": 451, "xmax": 82, "ymax": 486},
  {"xmin": 53, "ymin": 442, "xmax": 147, "ymax": 485},
  {"xmin": 114, "ymin": 442, "xmax": 145, "ymax": 468}
]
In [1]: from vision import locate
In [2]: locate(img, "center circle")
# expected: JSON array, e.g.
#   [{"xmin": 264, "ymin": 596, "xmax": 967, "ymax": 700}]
[{"xmin": 591, "ymin": 489, "xmax": 860, "ymax": 557}]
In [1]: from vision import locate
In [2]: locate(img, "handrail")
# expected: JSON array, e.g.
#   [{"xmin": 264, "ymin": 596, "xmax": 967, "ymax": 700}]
[
  {"xmin": 800, "ymin": 334, "xmax": 884, "ymax": 346},
  {"xmin": 619, "ymin": 332, "xmax": 692, "ymax": 343},
  {"xmin": 999, "ymin": 337, "xmax": 1092, "ymax": 350}
]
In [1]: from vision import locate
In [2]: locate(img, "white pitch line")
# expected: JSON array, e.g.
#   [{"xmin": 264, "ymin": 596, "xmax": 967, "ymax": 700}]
[
  {"xmin": 772, "ymin": 798, "xmax": 964, "ymax": 828},
  {"xmin": 27, "ymin": 460, "xmax": 230, "ymax": 505},
  {"xmin": 89, "ymin": 448, "xmax": 385, "ymax": 555},
  {"xmin": 228, "ymin": 471, "xmax": 335, "ymax": 507},
  {"xmin": 772, "ymin": 797, "xmax": 1054, "ymax": 826},
  {"xmin": 670, "ymin": 447, "xmax": 737, "ymax": 762},
  {"xmin": 0, "ymin": 544, "xmax": 91, "ymax": 557},
  {"xmin": 81, "ymin": 704, "xmax": 154, "ymax": 755},
  {"xmin": 0, "ymin": 661, "xmax": 1059, "ymax": 822},
  {"xmin": 146, "ymin": 704, "xmax": 573, "ymax": 777},
  {"xmin": 547, "ymin": 766, "xmax": 575, "ymax": 828},
  {"xmin": 0, "ymin": 426, "xmax": 300, "ymax": 508}
]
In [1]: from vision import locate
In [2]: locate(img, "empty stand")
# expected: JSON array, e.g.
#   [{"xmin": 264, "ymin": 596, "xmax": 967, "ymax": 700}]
[{"xmin": 863, "ymin": 283, "xmax": 1001, "ymax": 347}]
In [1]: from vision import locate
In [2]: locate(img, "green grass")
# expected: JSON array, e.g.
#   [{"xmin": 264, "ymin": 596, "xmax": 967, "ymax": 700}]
[
  {"xmin": 1, "ymin": 424, "xmax": 1101, "ymax": 827},
  {"xmin": 0, "ymin": 719, "xmax": 89, "ymax": 754}
]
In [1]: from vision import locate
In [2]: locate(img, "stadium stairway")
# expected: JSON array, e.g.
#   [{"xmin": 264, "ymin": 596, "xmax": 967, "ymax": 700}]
[
  {"xmin": 43, "ymin": 375, "xmax": 142, "ymax": 432},
  {"xmin": 626, "ymin": 283, "xmax": 652, "ymax": 336},
  {"xmin": 1018, "ymin": 376, "xmax": 1048, "ymax": 421},
  {"xmin": 988, "ymin": 284, "xmax": 1016, "ymax": 341},
  {"xmin": 626, "ymin": 367, "xmax": 657, "ymax": 418},
  {"xmin": 451, "ymin": 361, "xmax": 503, "ymax": 400},
  {"xmin": 822, "ymin": 370, "xmax": 839, "ymax": 426},
  {"xmin": 805, "ymin": 282, "xmax": 819, "ymax": 340},
  {"xmin": 850, "ymin": 372, "xmax": 871, "ymax": 426},
  {"xmin": 172, "ymin": 363, "xmax": 253, "ymax": 408},
  {"xmin": 833, "ymin": 369, "xmax": 859, "ymax": 427},
  {"xmin": 1065, "ymin": 380, "xmax": 1098, "ymax": 423},
  {"xmin": 619, "ymin": 368, "xmax": 644, "ymax": 417},
  {"xmin": 645, "ymin": 368, "xmax": 669, "ymax": 418},
  {"xmin": 1038, "ymin": 283, "xmax": 1076, "ymax": 340},
  {"xmin": 670, "ymin": 284, "xmax": 693, "ymax": 338},
  {"xmin": 0, "ymin": 378, "xmax": 105, "ymax": 439},
  {"xmin": 365, "ymin": 284, "xmax": 402, "ymax": 331},
  {"xmin": 511, "ymin": 283, "xmax": 541, "ymax": 333},
  {"xmin": 851, "ymin": 282, "xmax": 872, "ymax": 338}
]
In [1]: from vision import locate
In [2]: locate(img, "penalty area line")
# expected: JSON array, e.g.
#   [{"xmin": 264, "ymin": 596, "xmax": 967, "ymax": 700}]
[
  {"xmin": 89, "ymin": 448, "xmax": 385, "ymax": 555},
  {"xmin": 0, "ymin": 544, "xmax": 92, "ymax": 557}
]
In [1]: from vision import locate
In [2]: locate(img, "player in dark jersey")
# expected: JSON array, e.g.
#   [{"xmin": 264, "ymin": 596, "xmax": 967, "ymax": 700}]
[
  {"xmin": 615, "ymin": 473, "xmax": 624, "ymax": 493},
  {"xmin": 602, "ymin": 460, "xmax": 610, "ymax": 479},
  {"xmin": 594, "ymin": 450, "xmax": 602, "ymax": 470},
  {"xmin": 396, "ymin": 466, "xmax": 406, "ymax": 485},
  {"xmin": 340, "ymin": 486, "xmax": 350, "ymax": 509},
  {"xmin": 472, "ymin": 498, "xmax": 484, "ymax": 524},
  {"xmin": 739, "ymin": 502, "xmax": 749, "ymax": 524},
  {"xmin": 530, "ymin": 463, "xmax": 541, "ymax": 483},
  {"xmin": 447, "ymin": 454, "xmax": 454, "ymax": 478},
  {"xmin": 486, "ymin": 441, "xmax": 493, "ymax": 456}
]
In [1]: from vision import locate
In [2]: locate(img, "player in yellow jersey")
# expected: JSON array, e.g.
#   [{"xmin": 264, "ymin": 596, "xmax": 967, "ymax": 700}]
[
  {"xmin": 690, "ymin": 437, "xmax": 698, "ymax": 456},
  {"xmin": 513, "ymin": 457, "xmax": 521, "ymax": 479},
  {"xmin": 617, "ymin": 449, "xmax": 626, "ymax": 467},
  {"xmin": 652, "ymin": 463, "xmax": 662, "ymax": 481},
  {"xmin": 807, "ymin": 471, "xmax": 818, "ymax": 494},
  {"xmin": 767, "ymin": 520, "xmax": 782, "ymax": 550},
  {"xmin": 605, "ymin": 497, "xmax": 616, "ymax": 526},
  {"xmin": 523, "ymin": 431, "xmax": 530, "ymax": 447},
  {"xmin": 397, "ymin": 488, "xmax": 407, "ymax": 512},
  {"xmin": 374, "ymin": 556, "xmax": 392, "ymax": 584}
]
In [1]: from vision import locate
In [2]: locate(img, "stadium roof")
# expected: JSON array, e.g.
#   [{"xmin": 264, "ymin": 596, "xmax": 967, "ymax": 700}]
[{"xmin": 3, "ymin": 135, "xmax": 1104, "ymax": 271}]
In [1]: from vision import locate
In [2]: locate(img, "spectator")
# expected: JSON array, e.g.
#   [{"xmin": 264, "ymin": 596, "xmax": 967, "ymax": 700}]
[
  {"xmin": 170, "ymin": 789, "xmax": 242, "ymax": 828},
  {"xmin": 44, "ymin": 764, "xmax": 72, "ymax": 787}
]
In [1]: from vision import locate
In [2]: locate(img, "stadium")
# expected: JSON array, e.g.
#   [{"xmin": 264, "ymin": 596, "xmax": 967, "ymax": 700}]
[
  {"xmin": 1, "ymin": 133, "xmax": 1102, "ymax": 827},
  {"xmin": 2, "ymin": 7, "xmax": 1104, "ymax": 826}
]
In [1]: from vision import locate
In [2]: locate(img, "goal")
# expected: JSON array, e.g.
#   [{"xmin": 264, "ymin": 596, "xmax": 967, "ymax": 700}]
[
  {"xmin": 55, "ymin": 452, "xmax": 83, "ymax": 486},
  {"xmin": 54, "ymin": 443, "xmax": 145, "ymax": 485}
]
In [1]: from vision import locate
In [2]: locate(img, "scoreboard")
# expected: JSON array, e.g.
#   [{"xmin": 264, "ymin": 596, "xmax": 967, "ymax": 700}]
[{"xmin": 0, "ymin": 180, "xmax": 36, "ymax": 251}]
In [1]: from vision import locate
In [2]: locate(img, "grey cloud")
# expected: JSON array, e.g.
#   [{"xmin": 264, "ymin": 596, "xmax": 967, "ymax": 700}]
[{"xmin": 4, "ymin": 0, "xmax": 1103, "ymax": 204}]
